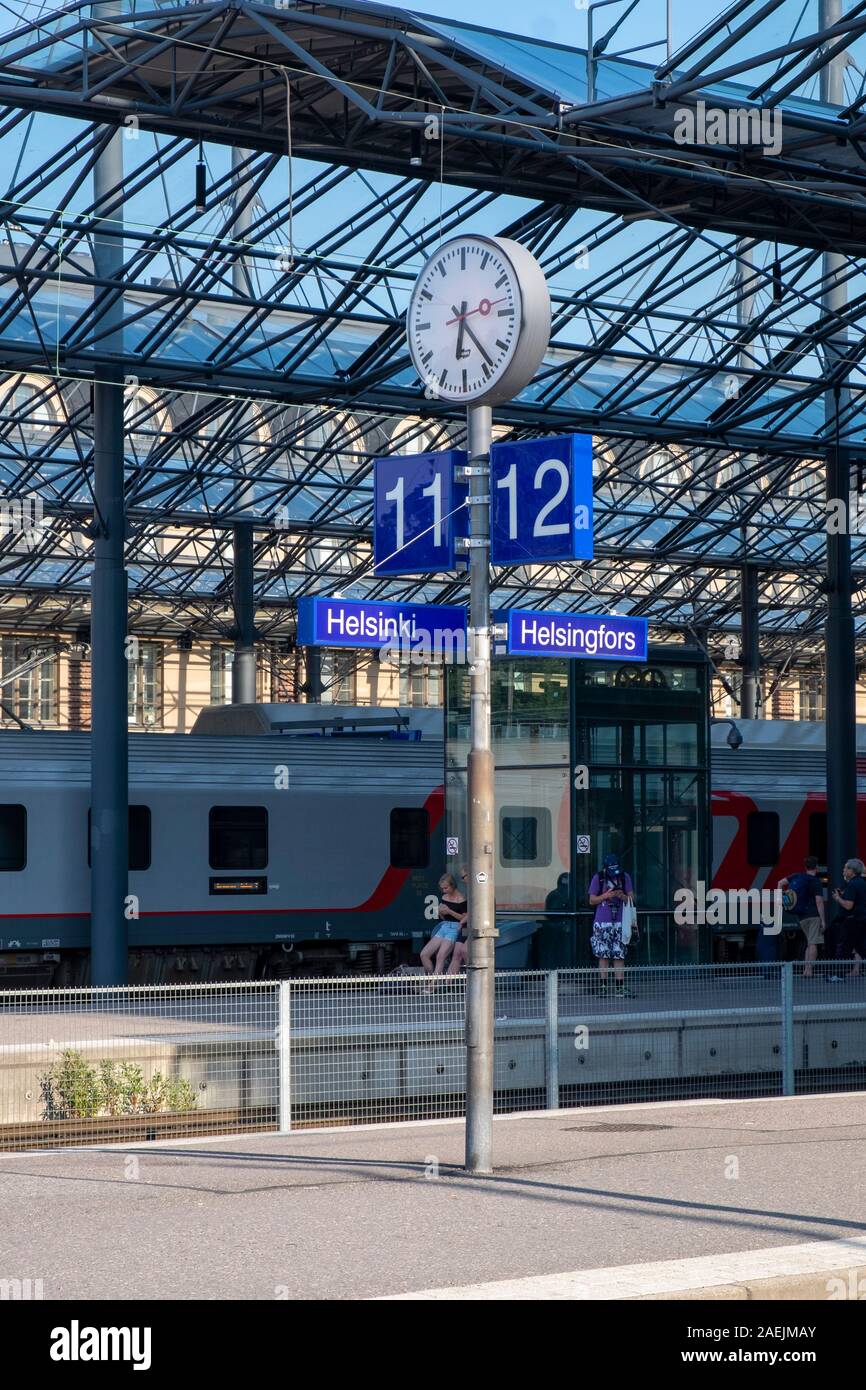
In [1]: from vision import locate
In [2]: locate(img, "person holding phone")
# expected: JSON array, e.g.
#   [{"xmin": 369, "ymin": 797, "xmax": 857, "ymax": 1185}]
[
  {"xmin": 421, "ymin": 873, "xmax": 466, "ymax": 982},
  {"xmin": 588, "ymin": 852, "xmax": 636, "ymax": 997}
]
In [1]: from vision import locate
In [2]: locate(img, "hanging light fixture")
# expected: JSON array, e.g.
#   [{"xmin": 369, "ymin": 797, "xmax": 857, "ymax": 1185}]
[
  {"xmin": 195, "ymin": 140, "xmax": 207, "ymax": 212},
  {"xmin": 772, "ymin": 244, "xmax": 783, "ymax": 304}
]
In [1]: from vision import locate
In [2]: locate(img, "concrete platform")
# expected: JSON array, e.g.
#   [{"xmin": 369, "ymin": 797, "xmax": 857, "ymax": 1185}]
[{"xmin": 1, "ymin": 1091, "xmax": 865, "ymax": 1300}]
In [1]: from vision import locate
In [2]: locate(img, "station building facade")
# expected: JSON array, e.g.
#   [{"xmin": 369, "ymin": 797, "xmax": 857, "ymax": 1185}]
[{"xmin": 0, "ymin": 630, "xmax": 856, "ymax": 732}]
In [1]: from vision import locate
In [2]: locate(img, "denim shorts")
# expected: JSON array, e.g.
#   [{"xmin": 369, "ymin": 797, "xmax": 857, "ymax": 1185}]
[{"xmin": 433, "ymin": 923, "xmax": 459, "ymax": 943}]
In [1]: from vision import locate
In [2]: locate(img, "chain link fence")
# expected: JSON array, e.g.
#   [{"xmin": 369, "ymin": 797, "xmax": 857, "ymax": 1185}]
[
  {"xmin": 0, "ymin": 982, "xmax": 279, "ymax": 1149},
  {"xmin": 1, "ymin": 963, "xmax": 864, "ymax": 1149}
]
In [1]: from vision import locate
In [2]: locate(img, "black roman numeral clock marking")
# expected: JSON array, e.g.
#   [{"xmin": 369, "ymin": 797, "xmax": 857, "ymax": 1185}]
[{"xmin": 406, "ymin": 235, "xmax": 549, "ymax": 406}]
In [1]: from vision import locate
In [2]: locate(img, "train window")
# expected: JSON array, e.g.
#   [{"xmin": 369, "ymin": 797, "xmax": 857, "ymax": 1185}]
[
  {"xmin": 747, "ymin": 811, "xmax": 779, "ymax": 867},
  {"xmin": 500, "ymin": 807, "xmax": 552, "ymax": 865},
  {"xmin": 209, "ymin": 806, "xmax": 268, "ymax": 871},
  {"xmin": 808, "ymin": 812, "xmax": 827, "ymax": 864},
  {"xmin": 87, "ymin": 806, "xmax": 152, "ymax": 870},
  {"xmin": 502, "ymin": 815, "xmax": 537, "ymax": 862},
  {"xmin": 0, "ymin": 805, "xmax": 26, "ymax": 871},
  {"xmin": 390, "ymin": 808, "xmax": 429, "ymax": 868}
]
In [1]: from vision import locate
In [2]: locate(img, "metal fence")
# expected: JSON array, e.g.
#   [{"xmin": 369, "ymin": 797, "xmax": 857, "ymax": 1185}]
[{"xmin": 1, "ymin": 963, "xmax": 865, "ymax": 1149}]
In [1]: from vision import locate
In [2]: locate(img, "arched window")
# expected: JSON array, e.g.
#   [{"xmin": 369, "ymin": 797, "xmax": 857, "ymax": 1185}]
[
  {"xmin": 388, "ymin": 415, "xmax": 453, "ymax": 456},
  {"xmin": 124, "ymin": 386, "xmax": 171, "ymax": 458},
  {"xmin": 1, "ymin": 373, "xmax": 61, "ymax": 440},
  {"xmin": 185, "ymin": 393, "xmax": 270, "ymax": 461}
]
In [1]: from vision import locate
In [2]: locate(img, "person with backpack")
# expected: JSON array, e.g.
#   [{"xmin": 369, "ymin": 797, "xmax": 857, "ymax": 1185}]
[
  {"xmin": 777, "ymin": 855, "xmax": 826, "ymax": 978},
  {"xmin": 588, "ymin": 853, "xmax": 636, "ymax": 997}
]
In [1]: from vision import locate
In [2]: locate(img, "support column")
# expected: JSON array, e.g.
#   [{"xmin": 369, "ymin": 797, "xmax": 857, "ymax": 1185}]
[
  {"xmin": 304, "ymin": 647, "xmax": 322, "ymax": 702},
  {"xmin": 230, "ymin": 150, "xmax": 257, "ymax": 705},
  {"xmin": 233, "ymin": 148, "xmax": 256, "ymax": 516},
  {"xmin": 826, "ymin": 421, "xmax": 857, "ymax": 881},
  {"xmin": 465, "ymin": 403, "xmax": 497, "ymax": 1175},
  {"xmin": 232, "ymin": 523, "xmax": 257, "ymax": 704},
  {"xmin": 736, "ymin": 241, "xmax": 761, "ymax": 725},
  {"xmin": 740, "ymin": 565, "xmax": 761, "ymax": 719},
  {"xmin": 821, "ymin": 0, "xmax": 857, "ymax": 890},
  {"xmin": 90, "ymin": 0, "xmax": 127, "ymax": 985}
]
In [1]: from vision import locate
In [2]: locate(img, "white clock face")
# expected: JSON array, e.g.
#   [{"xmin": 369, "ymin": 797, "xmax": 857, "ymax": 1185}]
[{"xmin": 407, "ymin": 236, "xmax": 523, "ymax": 402}]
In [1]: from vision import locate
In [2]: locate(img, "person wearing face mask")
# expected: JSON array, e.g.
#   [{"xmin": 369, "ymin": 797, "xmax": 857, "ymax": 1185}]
[{"xmin": 588, "ymin": 852, "xmax": 636, "ymax": 997}]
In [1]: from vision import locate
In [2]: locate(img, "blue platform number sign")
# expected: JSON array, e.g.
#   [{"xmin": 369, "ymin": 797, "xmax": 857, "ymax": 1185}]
[
  {"xmin": 374, "ymin": 450, "xmax": 467, "ymax": 575},
  {"xmin": 490, "ymin": 434, "xmax": 593, "ymax": 566}
]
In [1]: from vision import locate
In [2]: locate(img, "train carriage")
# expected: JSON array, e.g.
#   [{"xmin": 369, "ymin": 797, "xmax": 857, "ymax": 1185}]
[{"xmin": 0, "ymin": 707, "xmax": 858, "ymax": 985}]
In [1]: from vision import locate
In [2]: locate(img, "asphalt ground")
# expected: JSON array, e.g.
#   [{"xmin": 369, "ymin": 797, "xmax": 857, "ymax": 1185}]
[{"xmin": 1, "ymin": 1091, "xmax": 865, "ymax": 1300}]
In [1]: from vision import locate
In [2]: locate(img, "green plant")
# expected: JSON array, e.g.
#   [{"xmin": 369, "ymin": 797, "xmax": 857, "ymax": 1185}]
[
  {"xmin": 40, "ymin": 1049, "xmax": 102, "ymax": 1120},
  {"xmin": 39, "ymin": 1051, "xmax": 197, "ymax": 1121}
]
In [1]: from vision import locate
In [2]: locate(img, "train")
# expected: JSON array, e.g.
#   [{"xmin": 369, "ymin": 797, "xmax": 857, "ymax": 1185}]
[{"xmin": 0, "ymin": 706, "xmax": 853, "ymax": 987}]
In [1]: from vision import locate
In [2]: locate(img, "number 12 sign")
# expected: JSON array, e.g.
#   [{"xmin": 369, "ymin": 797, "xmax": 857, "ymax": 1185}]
[{"xmin": 490, "ymin": 434, "xmax": 593, "ymax": 565}]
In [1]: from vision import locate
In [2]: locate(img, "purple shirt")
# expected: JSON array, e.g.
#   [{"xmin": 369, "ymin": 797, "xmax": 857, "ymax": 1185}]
[{"xmin": 589, "ymin": 872, "xmax": 633, "ymax": 925}]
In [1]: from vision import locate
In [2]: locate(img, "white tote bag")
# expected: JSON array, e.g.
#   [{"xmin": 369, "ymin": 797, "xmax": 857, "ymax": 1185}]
[{"xmin": 620, "ymin": 899, "xmax": 636, "ymax": 946}]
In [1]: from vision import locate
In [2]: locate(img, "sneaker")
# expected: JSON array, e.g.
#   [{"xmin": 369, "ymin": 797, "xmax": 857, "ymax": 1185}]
[
  {"xmin": 828, "ymin": 975, "xmax": 844, "ymax": 983},
  {"xmin": 597, "ymin": 982, "xmax": 610, "ymax": 995},
  {"xmin": 615, "ymin": 985, "xmax": 634, "ymax": 998}
]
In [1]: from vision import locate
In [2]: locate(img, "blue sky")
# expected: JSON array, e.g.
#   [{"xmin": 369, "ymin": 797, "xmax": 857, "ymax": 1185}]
[{"xmin": 403, "ymin": 0, "xmax": 715, "ymax": 55}]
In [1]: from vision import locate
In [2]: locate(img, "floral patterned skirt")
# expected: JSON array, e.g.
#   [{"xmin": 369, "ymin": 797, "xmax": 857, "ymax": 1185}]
[{"xmin": 591, "ymin": 918, "xmax": 626, "ymax": 960}]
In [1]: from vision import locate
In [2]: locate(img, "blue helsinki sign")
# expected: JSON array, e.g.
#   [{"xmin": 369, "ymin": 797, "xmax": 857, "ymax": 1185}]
[
  {"xmin": 504, "ymin": 609, "xmax": 648, "ymax": 662},
  {"xmin": 374, "ymin": 449, "xmax": 468, "ymax": 575},
  {"xmin": 490, "ymin": 434, "xmax": 593, "ymax": 566},
  {"xmin": 297, "ymin": 596, "xmax": 467, "ymax": 658}
]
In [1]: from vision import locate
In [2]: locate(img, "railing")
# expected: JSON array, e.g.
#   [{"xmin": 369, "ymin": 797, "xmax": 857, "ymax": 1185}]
[{"xmin": 0, "ymin": 963, "xmax": 864, "ymax": 1150}]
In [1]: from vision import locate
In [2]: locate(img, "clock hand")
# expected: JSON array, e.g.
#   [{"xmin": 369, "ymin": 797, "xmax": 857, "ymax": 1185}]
[
  {"xmin": 453, "ymin": 300, "xmax": 468, "ymax": 362},
  {"xmin": 460, "ymin": 317, "xmax": 493, "ymax": 367},
  {"xmin": 445, "ymin": 297, "xmax": 507, "ymax": 326}
]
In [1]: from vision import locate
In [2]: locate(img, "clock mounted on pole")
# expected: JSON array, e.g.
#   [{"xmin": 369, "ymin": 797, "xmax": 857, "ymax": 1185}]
[{"xmin": 407, "ymin": 235, "xmax": 551, "ymax": 1174}]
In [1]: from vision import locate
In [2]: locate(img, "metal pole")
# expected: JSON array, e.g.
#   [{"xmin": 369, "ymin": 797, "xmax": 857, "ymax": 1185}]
[
  {"xmin": 740, "ymin": 564, "xmax": 760, "ymax": 719},
  {"xmin": 305, "ymin": 647, "xmax": 323, "ymax": 701},
  {"xmin": 821, "ymin": 0, "xmax": 857, "ymax": 895},
  {"xmin": 278, "ymin": 980, "xmax": 292, "ymax": 1133},
  {"xmin": 780, "ymin": 962, "xmax": 795, "ymax": 1097},
  {"xmin": 232, "ymin": 522, "xmax": 257, "ymax": 704},
  {"xmin": 545, "ymin": 970, "xmax": 559, "ymax": 1110},
  {"xmin": 230, "ymin": 150, "xmax": 258, "ymax": 706},
  {"xmin": 465, "ymin": 402, "xmax": 497, "ymax": 1174},
  {"xmin": 233, "ymin": 148, "xmax": 257, "ymax": 517},
  {"xmin": 90, "ymin": 0, "xmax": 128, "ymax": 986}
]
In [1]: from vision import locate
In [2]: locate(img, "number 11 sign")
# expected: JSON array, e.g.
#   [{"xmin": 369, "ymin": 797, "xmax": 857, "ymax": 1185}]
[
  {"xmin": 490, "ymin": 434, "xmax": 593, "ymax": 565},
  {"xmin": 374, "ymin": 450, "xmax": 468, "ymax": 575}
]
